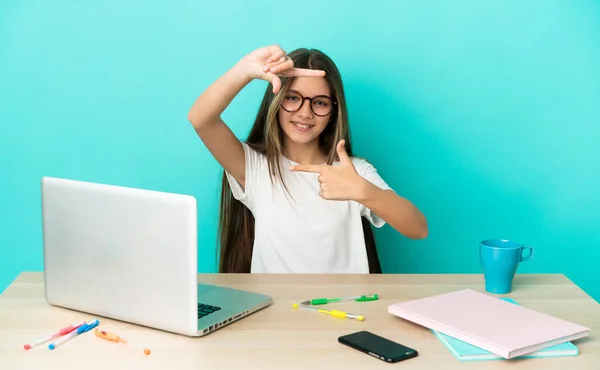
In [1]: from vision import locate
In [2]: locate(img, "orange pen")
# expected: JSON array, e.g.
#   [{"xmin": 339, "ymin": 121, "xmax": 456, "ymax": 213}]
[
  {"xmin": 94, "ymin": 328, "xmax": 127, "ymax": 343},
  {"xmin": 94, "ymin": 328, "xmax": 151, "ymax": 355}
]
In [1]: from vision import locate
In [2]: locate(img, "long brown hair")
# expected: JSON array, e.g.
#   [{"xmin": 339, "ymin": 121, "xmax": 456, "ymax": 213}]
[{"xmin": 217, "ymin": 48, "xmax": 381, "ymax": 273}]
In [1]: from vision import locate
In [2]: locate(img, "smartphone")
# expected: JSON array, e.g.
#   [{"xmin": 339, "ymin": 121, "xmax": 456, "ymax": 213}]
[{"xmin": 338, "ymin": 331, "xmax": 418, "ymax": 363}]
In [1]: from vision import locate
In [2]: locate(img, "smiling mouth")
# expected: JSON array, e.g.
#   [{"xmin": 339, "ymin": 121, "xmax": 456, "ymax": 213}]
[{"xmin": 292, "ymin": 121, "xmax": 314, "ymax": 131}]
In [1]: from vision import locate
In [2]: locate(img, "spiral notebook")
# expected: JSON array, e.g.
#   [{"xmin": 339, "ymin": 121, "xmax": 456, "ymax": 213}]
[
  {"xmin": 388, "ymin": 289, "xmax": 590, "ymax": 359},
  {"xmin": 432, "ymin": 298, "xmax": 579, "ymax": 361}
]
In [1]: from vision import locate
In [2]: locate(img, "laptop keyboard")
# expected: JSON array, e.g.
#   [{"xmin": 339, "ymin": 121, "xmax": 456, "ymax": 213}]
[{"xmin": 198, "ymin": 303, "xmax": 221, "ymax": 319}]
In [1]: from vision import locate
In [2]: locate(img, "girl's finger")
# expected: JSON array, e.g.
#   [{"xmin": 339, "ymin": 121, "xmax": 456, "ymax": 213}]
[
  {"xmin": 264, "ymin": 54, "xmax": 287, "ymax": 72},
  {"xmin": 270, "ymin": 58, "xmax": 293, "ymax": 74},
  {"xmin": 271, "ymin": 55, "xmax": 288, "ymax": 67},
  {"xmin": 265, "ymin": 46, "xmax": 286, "ymax": 64},
  {"xmin": 263, "ymin": 72, "xmax": 282, "ymax": 94},
  {"xmin": 279, "ymin": 68, "xmax": 326, "ymax": 77}
]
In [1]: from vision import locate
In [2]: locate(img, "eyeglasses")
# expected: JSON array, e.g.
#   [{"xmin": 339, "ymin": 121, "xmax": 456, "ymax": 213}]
[{"xmin": 281, "ymin": 90, "xmax": 337, "ymax": 117}]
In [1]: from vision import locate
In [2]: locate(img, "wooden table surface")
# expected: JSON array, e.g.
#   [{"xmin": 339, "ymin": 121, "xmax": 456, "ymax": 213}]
[{"xmin": 1, "ymin": 272, "xmax": 598, "ymax": 369}]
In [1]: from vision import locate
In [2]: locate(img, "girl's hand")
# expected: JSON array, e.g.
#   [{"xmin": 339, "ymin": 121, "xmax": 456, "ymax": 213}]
[
  {"xmin": 289, "ymin": 140, "xmax": 366, "ymax": 201},
  {"xmin": 239, "ymin": 45, "xmax": 326, "ymax": 94}
]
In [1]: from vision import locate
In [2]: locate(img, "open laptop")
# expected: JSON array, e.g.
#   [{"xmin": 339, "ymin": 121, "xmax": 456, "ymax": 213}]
[{"xmin": 41, "ymin": 176, "xmax": 272, "ymax": 337}]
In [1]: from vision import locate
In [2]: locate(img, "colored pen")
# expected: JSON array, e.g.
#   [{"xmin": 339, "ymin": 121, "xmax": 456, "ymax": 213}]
[
  {"xmin": 49, "ymin": 319, "xmax": 99, "ymax": 350},
  {"xmin": 301, "ymin": 294, "xmax": 378, "ymax": 305},
  {"xmin": 94, "ymin": 328, "xmax": 151, "ymax": 355},
  {"xmin": 293, "ymin": 303, "xmax": 364, "ymax": 321},
  {"xmin": 94, "ymin": 328, "xmax": 127, "ymax": 343},
  {"xmin": 23, "ymin": 321, "xmax": 86, "ymax": 350}
]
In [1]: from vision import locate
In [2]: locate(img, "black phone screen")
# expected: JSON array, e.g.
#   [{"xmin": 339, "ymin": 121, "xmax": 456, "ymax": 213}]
[{"xmin": 338, "ymin": 331, "xmax": 418, "ymax": 363}]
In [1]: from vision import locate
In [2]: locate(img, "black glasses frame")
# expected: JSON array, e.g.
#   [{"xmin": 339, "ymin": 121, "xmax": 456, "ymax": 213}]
[{"xmin": 281, "ymin": 90, "xmax": 337, "ymax": 117}]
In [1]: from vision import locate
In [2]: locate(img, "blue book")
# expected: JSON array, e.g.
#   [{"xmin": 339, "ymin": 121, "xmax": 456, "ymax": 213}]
[{"xmin": 431, "ymin": 298, "xmax": 579, "ymax": 361}]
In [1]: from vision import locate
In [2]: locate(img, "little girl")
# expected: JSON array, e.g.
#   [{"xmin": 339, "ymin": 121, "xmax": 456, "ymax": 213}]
[{"xmin": 187, "ymin": 45, "xmax": 427, "ymax": 274}]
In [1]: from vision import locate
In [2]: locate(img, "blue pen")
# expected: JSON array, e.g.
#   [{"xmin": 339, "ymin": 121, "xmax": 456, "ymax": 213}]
[{"xmin": 49, "ymin": 319, "xmax": 99, "ymax": 350}]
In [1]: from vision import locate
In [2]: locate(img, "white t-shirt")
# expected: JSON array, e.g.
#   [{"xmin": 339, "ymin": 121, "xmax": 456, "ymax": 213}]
[{"xmin": 225, "ymin": 142, "xmax": 393, "ymax": 274}]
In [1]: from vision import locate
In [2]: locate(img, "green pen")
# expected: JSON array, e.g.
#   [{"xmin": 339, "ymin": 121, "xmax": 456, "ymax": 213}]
[{"xmin": 301, "ymin": 294, "xmax": 378, "ymax": 306}]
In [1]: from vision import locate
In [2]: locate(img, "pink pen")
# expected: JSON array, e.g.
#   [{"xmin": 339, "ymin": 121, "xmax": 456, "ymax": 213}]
[{"xmin": 24, "ymin": 321, "xmax": 86, "ymax": 350}]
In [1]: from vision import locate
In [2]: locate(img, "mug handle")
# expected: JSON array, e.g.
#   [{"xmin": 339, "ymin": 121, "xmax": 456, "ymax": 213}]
[{"xmin": 520, "ymin": 246, "xmax": 535, "ymax": 261}]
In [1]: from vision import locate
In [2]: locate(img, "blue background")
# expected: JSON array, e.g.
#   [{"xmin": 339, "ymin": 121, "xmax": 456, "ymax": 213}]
[{"xmin": 1, "ymin": 1, "xmax": 599, "ymax": 301}]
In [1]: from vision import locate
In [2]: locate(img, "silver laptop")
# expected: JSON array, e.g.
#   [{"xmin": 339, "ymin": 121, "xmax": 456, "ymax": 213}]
[{"xmin": 41, "ymin": 176, "xmax": 272, "ymax": 337}]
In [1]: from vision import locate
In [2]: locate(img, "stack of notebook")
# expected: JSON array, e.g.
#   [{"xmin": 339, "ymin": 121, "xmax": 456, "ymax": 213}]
[
  {"xmin": 431, "ymin": 298, "xmax": 579, "ymax": 361},
  {"xmin": 388, "ymin": 289, "xmax": 590, "ymax": 360}
]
